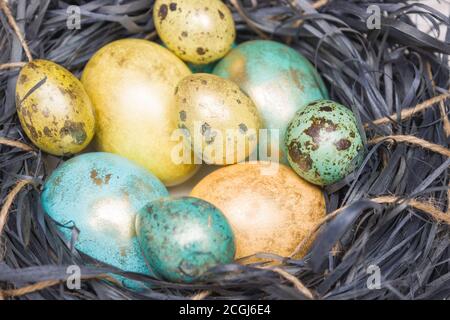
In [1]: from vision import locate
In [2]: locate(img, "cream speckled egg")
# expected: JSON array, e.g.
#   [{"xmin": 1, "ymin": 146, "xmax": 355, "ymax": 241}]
[
  {"xmin": 153, "ymin": 0, "xmax": 236, "ymax": 64},
  {"xmin": 191, "ymin": 162, "xmax": 326, "ymax": 261},
  {"xmin": 175, "ymin": 73, "xmax": 261, "ymax": 164}
]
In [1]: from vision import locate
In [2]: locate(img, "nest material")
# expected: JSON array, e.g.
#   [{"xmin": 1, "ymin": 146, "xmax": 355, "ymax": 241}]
[{"xmin": 1, "ymin": 0, "xmax": 450, "ymax": 300}]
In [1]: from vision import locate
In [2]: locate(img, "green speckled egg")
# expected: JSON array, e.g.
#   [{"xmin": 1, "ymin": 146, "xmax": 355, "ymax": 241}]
[
  {"xmin": 136, "ymin": 196, "xmax": 235, "ymax": 283},
  {"xmin": 213, "ymin": 40, "xmax": 328, "ymax": 163},
  {"xmin": 285, "ymin": 100, "xmax": 364, "ymax": 186},
  {"xmin": 41, "ymin": 152, "xmax": 168, "ymax": 275}
]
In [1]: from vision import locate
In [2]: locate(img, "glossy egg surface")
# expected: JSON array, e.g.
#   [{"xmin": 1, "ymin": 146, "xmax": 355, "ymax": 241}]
[
  {"xmin": 136, "ymin": 196, "xmax": 235, "ymax": 282},
  {"xmin": 213, "ymin": 40, "xmax": 328, "ymax": 162},
  {"xmin": 16, "ymin": 59, "xmax": 95, "ymax": 155},
  {"xmin": 41, "ymin": 152, "xmax": 168, "ymax": 274},
  {"xmin": 81, "ymin": 39, "xmax": 198, "ymax": 186},
  {"xmin": 175, "ymin": 73, "xmax": 261, "ymax": 164},
  {"xmin": 191, "ymin": 162, "xmax": 326, "ymax": 261},
  {"xmin": 153, "ymin": 0, "xmax": 236, "ymax": 64},
  {"xmin": 285, "ymin": 100, "xmax": 364, "ymax": 186}
]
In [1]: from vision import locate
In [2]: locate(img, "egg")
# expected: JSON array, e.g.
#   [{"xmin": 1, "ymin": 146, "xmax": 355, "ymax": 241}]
[
  {"xmin": 15, "ymin": 59, "xmax": 95, "ymax": 155},
  {"xmin": 153, "ymin": 0, "xmax": 235, "ymax": 64},
  {"xmin": 190, "ymin": 162, "xmax": 326, "ymax": 261},
  {"xmin": 213, "ymin": 40, "xmax": 328, "ymax": 163},
  {"xmin": 81, "ymin": 39, "xmax": 198, "ymax": 186},
  {"xmin": 136, "ymin": 197, "xmax": 235, "ymax": 283},
  {"xmin": 41, "ymin": 152, "xmax": 168, "ymax": 275},
  {"xmin": 175, "ymin": 73, "xmax": 261, "ymax": 164},
  {"xmin": 285, "ymin": 100, "xmax": 364, "ymax": 186},
  {"xmin": 187, "ymin": 43, "xmax": 237, "ymax": 74}
]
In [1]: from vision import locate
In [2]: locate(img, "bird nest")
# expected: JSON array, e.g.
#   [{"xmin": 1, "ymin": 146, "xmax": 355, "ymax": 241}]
[{"xmin": 1, "ymin": 0, "xmax": 450, "ymax": 300}]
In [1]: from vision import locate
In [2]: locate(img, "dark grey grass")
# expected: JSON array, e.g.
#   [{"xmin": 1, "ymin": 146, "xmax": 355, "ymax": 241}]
[{"xmin": 1, "ymin": 0, "xmax": 450, "ymax": 300}]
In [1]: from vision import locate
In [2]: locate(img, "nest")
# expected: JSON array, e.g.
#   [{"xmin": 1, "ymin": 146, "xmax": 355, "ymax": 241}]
[{"xmin": 1, "ymin": 0, "xmax": 450, "ymax": 300}]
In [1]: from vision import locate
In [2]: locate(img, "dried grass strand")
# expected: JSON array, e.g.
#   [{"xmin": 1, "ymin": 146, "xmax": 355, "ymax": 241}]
[
  {"xmin": 0, "ymin": 62, "xmax": 26, "ymax": 70},
  {"xmin": 0, "ymin": 137, "xmax": 35, "ymax": 152},
  {"xmin": 0, "ymin": 0, "xmax": 33, "ymax": 62},
  {"xmin": 290, "ymin": 196, "xmax": 450, "ymax": 258},
  {"xmin": 0, "ymin": 180, "xmax": 32, "ymax": 238},
  {"xmin": 364, "ymin": 94, "xmax": 450, "ymax": 129},
  {"xmin": 229, "ymin": 0, "xmax": 269, "ymax": 39},
  {"xmin": 0, "ymin": 274, "xmax": 119, "ymax": 298},
  {"xmin": 265, "ymin": 267, "xmax": 315, "ymax": 299},
  {"xmin": 191, "ymin": 290, "xmax": 211, "ymax": 300},
  {"xmin": 368, "ymin": 135, "xmax": 450, "ymax": 158},
  {"xmin": 426, "ymin": 63, "xmax": 450, "ymax": 214}
]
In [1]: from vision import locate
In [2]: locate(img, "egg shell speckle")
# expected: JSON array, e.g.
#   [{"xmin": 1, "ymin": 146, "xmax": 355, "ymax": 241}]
[
  {"xmin": 190, "ymin": 162, "xmax": 326, "ymax": 261},
  {"xmin": 213, "ymin": 40, "xmax": 328, "ymax": 163},
  {"xmin": 15, "ymin": 59, "xmax": 95, "ymax": 156},
  {"xmin": 175, "ymin": 73, "xmax": 261, "ymax": 164},
  {"xmin": 41, "ymin": 152, "xmax": 168, "ymax": 274},
  {"xmin": 154, "ymin": 0, "xmax": 236, "ymax": 64},
  {"xmin": 285, "ymin": 100, "xmax": 364, "ymax": 186},
  {"xmin": 136, "ymin": 196, "xmax": 235, "ymax": 283}
]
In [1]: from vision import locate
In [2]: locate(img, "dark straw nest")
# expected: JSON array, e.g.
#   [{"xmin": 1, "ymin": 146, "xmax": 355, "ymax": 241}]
[{"xmin": 1, "ymin": 0, "xmax": 450, "ymax": 300}]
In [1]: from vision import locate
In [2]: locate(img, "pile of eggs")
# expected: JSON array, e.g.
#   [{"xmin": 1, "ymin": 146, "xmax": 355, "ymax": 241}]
[{"xmin": 15, "ymin": 0, "xmax": 364, "ymax": 284}]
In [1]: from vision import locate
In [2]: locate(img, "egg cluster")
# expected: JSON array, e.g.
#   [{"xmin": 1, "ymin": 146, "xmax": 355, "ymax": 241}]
[{"xmin": 15, "ymin": 0, "xmax": 364, "ymax": 284}]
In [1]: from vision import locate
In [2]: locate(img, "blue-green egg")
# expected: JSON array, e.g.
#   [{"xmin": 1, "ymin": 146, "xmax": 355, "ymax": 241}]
[
  {"xmin": 41, "ymin": 152, "xmax": 168, "ymax": 275},
  {"xmin": 136, "ymin": 196, "xmax": 235, "ymax": 283},
  {"xmin": 213, "ymin": 40, "xmax": 328, "ymax": 163},
  {"xmin": 285, "ymin": 100, "xmax": 364, "ymax": 186}
]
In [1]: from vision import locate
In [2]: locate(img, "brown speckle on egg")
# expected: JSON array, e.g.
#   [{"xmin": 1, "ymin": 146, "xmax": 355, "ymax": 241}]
[{"xmin": 158, "ymin": 4, "xmax": 168, "ymax": 21}]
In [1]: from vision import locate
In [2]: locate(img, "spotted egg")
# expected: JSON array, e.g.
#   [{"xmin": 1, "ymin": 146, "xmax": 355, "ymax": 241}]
[
  {"xmin": 136, "ymin": 196, "xmax": 235, "ymax": 283},
  {"xmin": 190, "ymin": 162, "xmax": 326, "ymax": 262},
  {"xmin": 153, "ymin": 0, "xmax": 236, "ymax": 64},
  {"xmin": 41, "ymin": 152, "xmax": 168, "ymax": 275},
  {"xmin": 213, "ymin": 40, "xmax": 328, "ymax": 163},
  {"xmin": 15, "ymin": 59, "xmax": 95, "ymax": 155},
  {"xmin": 175, "ymin": 73, "xmax": 261, "ymax": 164},
  {"xmin": 285, "ymin": 100, "xmax": 364, "ymax": 186}
]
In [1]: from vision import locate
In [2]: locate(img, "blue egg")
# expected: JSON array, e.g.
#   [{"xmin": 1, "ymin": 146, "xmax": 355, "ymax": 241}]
[
  {"xmin": 136, "ymin": 197, "xmax": 235, "ymax": 283},
  {"xmin": 41, "ymin": 152, "xmax": 168, "ymax": 275},
  {"xmin": 213, "ymin": 40, "xmax": 328, "ymax": 163}
]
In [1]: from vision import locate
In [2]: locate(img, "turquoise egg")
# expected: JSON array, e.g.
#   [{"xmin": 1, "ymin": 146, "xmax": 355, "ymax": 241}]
[
  {"xmin": 136, "ymin": 196, "xmax": 235, "ymax": 283},
  {"xmin": 285, "ymin": 100, "xmax": 364, "ymax": 186},
  {"xmin": 41, "ymin": 152, "xmax": 168, "ymax": 275},
  {"xmin": 213, "ymin": 40, "xmax": 328, "ymax": 163}
]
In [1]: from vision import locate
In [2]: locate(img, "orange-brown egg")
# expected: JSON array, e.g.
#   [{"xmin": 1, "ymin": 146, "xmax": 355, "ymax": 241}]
[{"xmin": 190, "ymin": 162, "xmax": 326, "ymax": 262}]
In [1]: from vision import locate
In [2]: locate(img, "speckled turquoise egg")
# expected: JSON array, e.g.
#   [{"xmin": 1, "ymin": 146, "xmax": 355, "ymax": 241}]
[
  {"xmin": 136, "ymin": 197, "xmax": 235, "ymax": 283},
  {"xmin": 41, "ymin": 152, "xmax": 168, "ymax": 275},
  {"xmin": 213, "ymin": 40, "xmax": 328, "ymax": 163},
  {"xmin": 285, "ymin": 100, "xmax": 364, "ymax": 186}
]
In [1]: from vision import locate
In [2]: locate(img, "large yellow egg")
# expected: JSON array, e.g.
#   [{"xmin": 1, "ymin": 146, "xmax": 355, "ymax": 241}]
[
  {"xmin": 175, "ymin": 73, "xmax": 261, "ymax": 164},
  {"xmin": 153, "ymin": 0, "xmax": 236, "ymax": 64},
  {"xmin": 15, "ymin": 59, "xmax": 95, "ymax": 155},
  {"xmin": 191, "ymin": 162, "xmax": 326, "ymax": 261},
  {"xmin": 81, "ymin": 39, "xmax": 198, "ymax": 186}
]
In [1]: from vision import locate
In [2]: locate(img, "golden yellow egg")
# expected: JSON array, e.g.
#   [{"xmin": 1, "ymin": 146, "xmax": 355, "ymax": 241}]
[
  {"xmin": 81, "ymin": 39, "xmax": 198, "ymax": 186},
  {"xmin": 153, "ymin": 0, "xmax": 236, "ymax": 64},
  {"xmin": 175, "ymin": 73, "xmax": 261, "ymax": 164},
  {"xmin": 191, "ymin": 162, "xmax": 326, "ymax": 261},
  {"xmin": 15, "ymin": 59, "xmax": 95, "ymax": 155}
]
